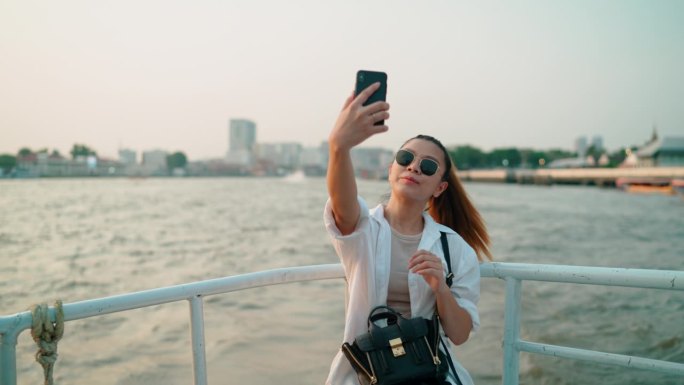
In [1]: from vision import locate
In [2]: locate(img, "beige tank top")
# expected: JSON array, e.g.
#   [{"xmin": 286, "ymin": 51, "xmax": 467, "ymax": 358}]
[{"xmin": 387, "ymin": 227, "xmax": 421, "ymax": 318}]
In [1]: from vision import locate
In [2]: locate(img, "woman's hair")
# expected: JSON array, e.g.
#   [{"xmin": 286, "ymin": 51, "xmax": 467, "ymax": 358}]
[{"xmin": 403, "ymin": 135, "xmax": 492, "ymax": 261}]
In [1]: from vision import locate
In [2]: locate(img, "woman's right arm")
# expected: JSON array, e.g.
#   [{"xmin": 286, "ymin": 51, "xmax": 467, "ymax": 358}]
[{"xmin": 327, "ymin": 83, "xmax": 390, "ymax": 235}]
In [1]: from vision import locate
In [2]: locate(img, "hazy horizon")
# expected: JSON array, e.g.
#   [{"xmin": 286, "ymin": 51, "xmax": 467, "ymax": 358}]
[{"xmin": 2, "ymin": 1, "xmax": 683, "ymax": 160}]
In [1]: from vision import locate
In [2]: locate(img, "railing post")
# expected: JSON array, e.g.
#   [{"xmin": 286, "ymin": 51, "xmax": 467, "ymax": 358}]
[
  {"xmin": 188, "ymin": 295, "xmax": 208, "ymax": 385},
  {"xmin": 0, "ymin": 330, "xmax": 19, "ymax": 385},
  {"xmin": 502, "ymin": 277, "xmax": 522, "ymax": 385}
]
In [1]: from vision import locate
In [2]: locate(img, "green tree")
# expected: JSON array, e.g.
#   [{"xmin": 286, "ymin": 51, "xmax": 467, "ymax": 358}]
[
  {"xmin": 519, "ymin": 149, "xmax": 548, "ymax": 168},
  {"xmin": 445, "ymin": 144, "xmax": 585, "ymax": 169},
  {"xmin": 607, "ymin": 147, "xmax": 636, "ymax": 167},
  {"xmin": 448, "ymin": 145, "xmax": 486, "ymax": 169},
  {"xmin": 543, "ymin": 149, "xmax": 576, "ymax": 163},
  {"xmin": 487, "ymin": 148, "xmax": 522, "ymax": 168},
  {"xmin": 586, "ymin": 145, "xmax": 605, "ymax": 159},
  {"xmin": 18, "ymin": 148, "xmax": 33, "ymax": 157},
  {"xmin": 70, "ymin": 144, "xmax": 97, "ymax": 159},
  {"xmin": 0, "ymin": 154, "xmax": 17, "ymax": 174},
  {"xmin": 166, "ymin": 152, "xmax": 188, "ymax": 171}
]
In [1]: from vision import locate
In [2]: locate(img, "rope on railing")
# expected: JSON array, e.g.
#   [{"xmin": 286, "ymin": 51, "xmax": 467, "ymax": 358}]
[{"xmin": 30, "ymin": 300, "xmax": 64, "ymax": 385}]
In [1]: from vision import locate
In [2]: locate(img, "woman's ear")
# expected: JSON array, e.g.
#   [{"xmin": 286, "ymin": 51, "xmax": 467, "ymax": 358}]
[{"xmin": 433, "ymin": 181, "xmax": 448, "ymax": 198}]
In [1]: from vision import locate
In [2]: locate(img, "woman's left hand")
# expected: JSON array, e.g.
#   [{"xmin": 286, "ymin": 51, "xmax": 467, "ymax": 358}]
[{"xmin": 408, "ymin": 250, "xmax": 448, "ymax": 293}]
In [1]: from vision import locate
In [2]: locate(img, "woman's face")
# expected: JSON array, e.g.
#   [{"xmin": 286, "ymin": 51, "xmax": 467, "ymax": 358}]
[{"xmin": 388, "ymin": 139, "xmax": 448, "ymax": 203}]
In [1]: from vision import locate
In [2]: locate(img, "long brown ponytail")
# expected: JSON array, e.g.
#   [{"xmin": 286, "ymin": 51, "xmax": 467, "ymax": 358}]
[{"xmin": 407, "ymin": 135, "xmax": 493, "ymax": 261}]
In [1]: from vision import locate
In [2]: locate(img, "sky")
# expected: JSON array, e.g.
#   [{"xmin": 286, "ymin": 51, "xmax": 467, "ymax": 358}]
[{"xmin": 1, "ymin": 0, "xmax": 682, "ymax": 160}]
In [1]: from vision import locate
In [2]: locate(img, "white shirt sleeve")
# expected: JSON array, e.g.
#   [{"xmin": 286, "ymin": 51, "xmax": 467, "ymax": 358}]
[
  {"xmin": 323, "ymin": 196, "xmax": 372, "ymax": 273},
  {"xmin": 449, "ymin": 236, "xmax": 481, "ymax": 333}
]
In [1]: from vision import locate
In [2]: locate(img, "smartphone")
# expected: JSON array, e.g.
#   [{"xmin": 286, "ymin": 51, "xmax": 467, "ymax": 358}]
[{"xmin": 355, "ymin": 70, "xmax": 388, "ymax": 125}]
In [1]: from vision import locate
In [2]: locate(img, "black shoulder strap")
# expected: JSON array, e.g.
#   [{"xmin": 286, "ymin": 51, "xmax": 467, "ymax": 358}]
[
  {"xmin": 439, "ymin": 231, "xmax": 463, "ymax": 385},
  {"xmin": 440, "ymin": 231, "xmax": 454, "ymax": 287},
  {"xmin": 441, "ymin": 337, "xmax": 463, "ymax": 385}
]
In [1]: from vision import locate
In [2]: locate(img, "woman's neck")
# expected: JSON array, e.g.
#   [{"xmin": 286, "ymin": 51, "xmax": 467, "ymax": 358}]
[{"xmin": 384, "ymin": 197, "xmax": 425, "ymax": 235}]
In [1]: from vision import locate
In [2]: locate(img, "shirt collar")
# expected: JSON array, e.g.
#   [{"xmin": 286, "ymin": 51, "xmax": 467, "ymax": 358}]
[{"xmin": 370, "ymin": 204, "xmax": 455, "ymax": 247}]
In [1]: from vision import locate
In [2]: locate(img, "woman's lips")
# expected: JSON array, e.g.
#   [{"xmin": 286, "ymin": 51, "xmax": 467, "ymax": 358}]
[{"xmin": 400, "ymin": 176, "xmax": 419, "ymax": 184}]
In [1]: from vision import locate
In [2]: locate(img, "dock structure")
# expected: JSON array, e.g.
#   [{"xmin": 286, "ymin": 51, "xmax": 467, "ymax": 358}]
[{"xmin": 458, "ymin": 167, "xmax": 684, "ymax": 187}]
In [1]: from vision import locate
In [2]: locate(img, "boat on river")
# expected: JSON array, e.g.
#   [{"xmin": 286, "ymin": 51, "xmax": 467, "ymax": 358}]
[
  {"xmin": 615, "ymin": 177, "xmax": 674, "ymax": 195},
  {"xmin": 672, "ymin": 179, "xmax": 684, "ymax": 197}
]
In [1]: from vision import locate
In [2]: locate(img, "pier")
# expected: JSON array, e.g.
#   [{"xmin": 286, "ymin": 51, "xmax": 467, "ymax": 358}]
[{"xmin": 458, "ymin": 167, "xmax": 684, "ymax": 187}]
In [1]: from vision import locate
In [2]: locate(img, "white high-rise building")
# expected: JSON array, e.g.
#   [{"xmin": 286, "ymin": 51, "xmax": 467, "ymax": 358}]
[
  {"xmin": 255, "ymin": 142, "xmax": 302, "ymax": 170},
  {"xmin": 301, "ymin": 142, "xmax": 329, "ymax": 176},
  {"xmin": 575, "ymin": 136, "xmax": 588, "ymax": 159},
  {"xmin": 351, "ymin": 147, "xmax": 394, "ymax": 179},
  {"xmin": 118, "ymin": 149, "xmax": 137, "ymax": 165},
  {"xmin": 227, "ymin": 119, "xmax": 256, "ymax": 166},
  {"xmin": 591, "ymin": 136, "xmax": 604, "ymax": 153},
  {"xmin": 228, "ymin": 119, "xmax": 256, "ymax": 153},
  {"xmin": 142, "ymin": 149, "xmax": 168, "ymax": 175}
]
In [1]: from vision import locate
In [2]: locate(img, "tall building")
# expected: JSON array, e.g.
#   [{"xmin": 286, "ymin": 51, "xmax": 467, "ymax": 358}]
[
  {"xmin": 351, "ymin": 147, "xmax": 394, "ymax": 179},
  {"xmin": 228, "ymin": 119, "xmax": 256, "ymax": 153},
  {"xmin": 255, "ymin": 142, "xmax": 302, "ymax": 170},
  {"xmin": 227, "ymin": 119, "xmax": 257, "ymax": 166},
  {"xmin": 591, "ymin": 136, "xmax": 604, "ymax": 153},
  {"xmin": 301, "ymin": 142, "xmax": 329, "ymax": 176},
  {"xmin": 575, "ymin": 136, "xmax": 588, "ymax": 159},
  {"xmin": 142, "ymin": 149, "xmax": 168, "ymax": 175},
  {"xmin": 118, "ymin": 149, "xmax": 137, "ymax": 165}
]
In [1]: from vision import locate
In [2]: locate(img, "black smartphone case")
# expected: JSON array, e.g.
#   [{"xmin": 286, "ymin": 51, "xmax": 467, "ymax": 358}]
[{"xmin": 355, "ymin": 70, "xmax": 387, "ymax": 125}]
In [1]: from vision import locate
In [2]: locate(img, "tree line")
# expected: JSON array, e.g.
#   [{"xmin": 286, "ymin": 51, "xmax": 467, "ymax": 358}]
[{"xmin": 445, "ymin": 144, "xmax": 632, "ymax": 169}]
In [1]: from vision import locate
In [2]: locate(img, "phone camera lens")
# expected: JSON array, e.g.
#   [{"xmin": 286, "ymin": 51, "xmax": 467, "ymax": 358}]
[{"xmin": 359, "ymin": 74, "xmax": 364, "ymax": 82}]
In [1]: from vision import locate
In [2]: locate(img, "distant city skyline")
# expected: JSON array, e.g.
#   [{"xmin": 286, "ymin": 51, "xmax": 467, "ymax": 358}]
[
  {"xmin": 1, "ymin": 1, "xmax": 682, "ymax": 160},
  {"xmin": 0, "ymin": 126, "xmax": 671, "ymax": 162}
]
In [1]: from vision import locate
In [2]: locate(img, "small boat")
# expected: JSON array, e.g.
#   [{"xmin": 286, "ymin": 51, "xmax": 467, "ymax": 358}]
[
  {"xmin": 672, "ymin": 179, "xmax": 684, "ymax": 197},
  {"xmin": 615, "ymin": 177, "xmax": 674, "ymax": 195}
]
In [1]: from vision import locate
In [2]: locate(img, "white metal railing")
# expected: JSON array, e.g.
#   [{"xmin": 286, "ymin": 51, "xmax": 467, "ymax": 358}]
[
  {"xmin": 1, "ymin": 262, "xmax": 683, "ymax": 385},
  {"xmin": 481, "ymin": 263, "xmax": 684, "ymax": 384}
]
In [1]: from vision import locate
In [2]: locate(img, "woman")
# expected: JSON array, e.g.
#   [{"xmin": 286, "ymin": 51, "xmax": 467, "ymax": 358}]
[{"xmin": 324, "ymin": 82, "xmax": 492, "ymax": 385}]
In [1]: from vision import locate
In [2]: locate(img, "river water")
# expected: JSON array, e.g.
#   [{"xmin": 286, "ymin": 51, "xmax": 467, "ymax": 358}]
[{"xmin": 1, "ymin": 177, "xmax": 682, "ymax": 385}]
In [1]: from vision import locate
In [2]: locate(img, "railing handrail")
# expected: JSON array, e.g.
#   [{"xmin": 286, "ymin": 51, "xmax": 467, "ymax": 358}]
[
  {"xmin": 480, "ymin": 262, "xmax": 683, "ymax": 290},
  {"xmin": 0, "ymin": 264, "xmax": 345, "ymax": 335},
  {"xmin": 1, "ymin": 262, "xmax": 683, "ymax": 385}
]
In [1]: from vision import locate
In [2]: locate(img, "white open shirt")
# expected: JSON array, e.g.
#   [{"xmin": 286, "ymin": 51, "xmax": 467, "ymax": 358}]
[{"xmin": 324, "ymin": 196, "xmax": 481, "ymax": 385}]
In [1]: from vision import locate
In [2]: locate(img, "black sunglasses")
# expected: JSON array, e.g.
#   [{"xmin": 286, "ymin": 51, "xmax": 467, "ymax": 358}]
[{"xmin": 395, "ymin": 149, "xmax": 440, "ymax": 176}]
